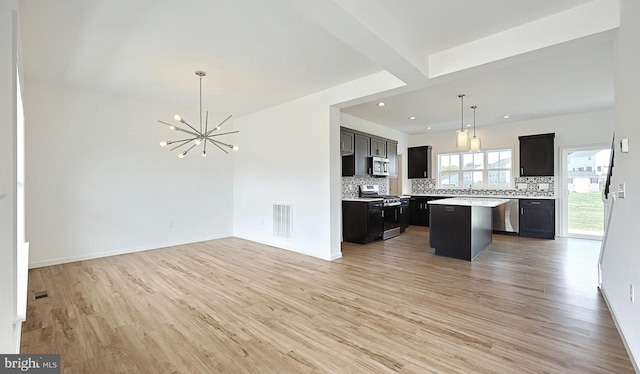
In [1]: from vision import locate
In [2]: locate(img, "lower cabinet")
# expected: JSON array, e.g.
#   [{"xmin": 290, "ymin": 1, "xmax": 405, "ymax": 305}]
[
  {"xmin": 399, "ymin": 198, "xmax": 410, "ymax": 232},
  {"xmin": 343, "ymin": 201, "xmax": 384, "ymax": 244},
  {"xmin": 409, "ymin": 196, "xmax": 447, "ymax": 226},
  {"xmin": 519, "ymin": 199, "xmax": 555, "ymax": 239},
  {"xmin": 409, "ymin": 197, "xmax": 430, "ymax": 226}
]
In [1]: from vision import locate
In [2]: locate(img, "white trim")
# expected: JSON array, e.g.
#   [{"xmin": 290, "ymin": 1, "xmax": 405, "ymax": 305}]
[
  {"xmin": 329, "ymin": 251, "xmax": 343, "ymax": 261},
  {"xmin": 600, "ymin": 285, "xmax": 640, "ymax": 373}
]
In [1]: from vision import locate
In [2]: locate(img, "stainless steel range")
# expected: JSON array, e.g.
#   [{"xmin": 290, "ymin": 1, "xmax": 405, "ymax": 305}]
[{"xmin": 359, "ymin": 185, "xmax": 402, "ymax": 239}]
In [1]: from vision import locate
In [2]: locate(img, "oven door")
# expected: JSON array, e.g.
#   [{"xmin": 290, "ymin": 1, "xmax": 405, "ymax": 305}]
[{"xmin": 383, "ymin": 205, "xmax": 401, "ymax": 239}]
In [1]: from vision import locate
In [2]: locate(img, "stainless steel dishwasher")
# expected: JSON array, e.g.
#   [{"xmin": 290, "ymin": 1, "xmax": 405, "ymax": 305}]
[{"xmin": 492, "ymin": 199, "xmax": 519, "ymax": 234}]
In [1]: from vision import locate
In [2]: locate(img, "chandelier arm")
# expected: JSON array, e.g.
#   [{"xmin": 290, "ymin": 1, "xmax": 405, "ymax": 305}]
[
  {"xmin": 205, "ymin": 138, "xmax": 229, "ymax": 154},
  {"xmin": 204, "ymin": 111, "xmax": 209, "ymax": 137},
  {"xmin": 205, "ymin": 114, "xmax": 233, "ymax": 136},
  {"xmin": 183, "ymin": 143, "xmax": 197, "ymax": 156},
  {"xmin": 178, "ymin": 119, "xmax": 202, "ymax": 136},
  {"xmin": 167, "ymin": 138, "xmax": 194, "ymax": 144},
  {"xmin": 208, "ymin": 138, "xmax": 235, "ymax": 149},
  {"xmin": 208, "ymin": 130, "xmax": 239, "ymax": 137},
  {"xmin": 169, "ymin": 139, "xmax": 194, "ymax": 152},
  {"xmin": 173, "ymin": 127, "xmax": 201, "ymax": 137}
]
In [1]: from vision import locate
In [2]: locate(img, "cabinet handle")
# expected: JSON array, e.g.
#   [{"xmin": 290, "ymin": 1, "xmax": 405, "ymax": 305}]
[
  {"xmin": 521, "ymin": 208, "xmax": 523, "ymax": 215},
  {"xmin": 400, "ymin": 207, "xmax": 403, "ymax": 214},
  {"xmin": 341, "ymin": 141, "xmax": 344, "ymax": 149},
  {"xmin": 531, "ymin": 202, "xmax": 541, "ymax": 205},
  {"xmin": 521, "ymin": 167, "xmax": 524, "ymax": 175},
  {"xmin": 420, "ymin": 203, "xmax": 423, "ymax": 209},
  {"xmin": 382, "ymin": 210, "xmax": 384, "ymax": 217},
  {"xmin": 424, "ymin": 171, "xmax": 426, "ymax": 177},
  {"xmin": 369, "ymin": 167, "xmax": 372, "ymax": 174}
]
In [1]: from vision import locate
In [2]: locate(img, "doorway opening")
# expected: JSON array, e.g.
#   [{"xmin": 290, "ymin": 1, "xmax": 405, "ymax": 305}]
[{"xmin": 561, "ymin": 146, "xmax": 611, "ymax": 239}]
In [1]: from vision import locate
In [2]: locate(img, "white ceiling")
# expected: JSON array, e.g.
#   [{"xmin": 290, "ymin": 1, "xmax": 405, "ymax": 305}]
[{"xmin": 18, "ymin": 0, "xmax": 611, "ymax": 129}]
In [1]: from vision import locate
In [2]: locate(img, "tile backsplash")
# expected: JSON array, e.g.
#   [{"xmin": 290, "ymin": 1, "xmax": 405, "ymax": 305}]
[
  {"xmin": 342, "ymin": 177, "xmax": 389, "ymax": 198},
  {"xmin": 411, "ymin": 176, "xmax": 555, "ymax": 198}
]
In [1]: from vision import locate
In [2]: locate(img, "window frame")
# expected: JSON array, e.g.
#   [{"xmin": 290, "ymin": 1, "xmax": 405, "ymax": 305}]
[{"xmin": 437, "ymin": 148, "xmax": 515, "ymax": 189}]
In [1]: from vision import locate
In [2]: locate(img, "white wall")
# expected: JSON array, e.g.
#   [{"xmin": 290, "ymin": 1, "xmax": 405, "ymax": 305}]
[
  {"xmin": 409, "ymin": 109, "xmax": 614, "ymax": 184},
  {"xmin": 0, "ymin": 0, "xmax": 20, "ymax": 354},
  {"xmin": 25, "ymin": 80, "xmax": 234, "ymax": 267},
  {"xmin": 601, "ymin": 0, "xmax": 640, "ymax": 370},
  {"xmin": 233, "ymin": 71, "xmax": 404, "ymax": 261}
]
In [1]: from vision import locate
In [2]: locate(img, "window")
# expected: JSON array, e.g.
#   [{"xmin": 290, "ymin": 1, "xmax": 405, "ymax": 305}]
[{"xmin": 438, "ymin": 149, "xmax": 513, "ymax": 189}]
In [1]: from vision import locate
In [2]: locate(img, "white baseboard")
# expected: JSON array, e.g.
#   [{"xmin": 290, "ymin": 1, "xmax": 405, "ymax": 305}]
[
  {"xmin": 600, "ymin": 285, "xmax": 639, "ymax": 373},
  {"xmin": 28, "ymin": 236, "xmax": 231, "ymax": 269},
  {"xmin": 329, "ymin": 251, "xmax": 342, "ymax": 261}
]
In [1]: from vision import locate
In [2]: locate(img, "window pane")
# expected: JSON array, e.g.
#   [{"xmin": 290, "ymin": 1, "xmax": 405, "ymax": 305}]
[
  {"xmin": 500, "ymin": 151, "xmax": 512, "ymax": 168},
  {"xmin": 488, "ymin": 151, "xmax": 499, "ymax": 166},
  {"xmin": 440, "ymin": 172, "xmax": 458, "ymax": 187},
  {"xmin": 441, "ymin": 155, "xmax": 450, "ymax": 168},
  {"xmin": 474, "ymin": 153, "xmax": 484, "ymax": 169},
  {"xmin": 450, "ymin": 155, "xmax": 460, "ymax": 170}
]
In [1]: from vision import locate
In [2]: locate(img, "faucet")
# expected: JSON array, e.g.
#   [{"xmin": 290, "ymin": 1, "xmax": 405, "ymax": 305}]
[{"xmin": 468, "ymin": 183, "xmax": 473, "ymax": 196}]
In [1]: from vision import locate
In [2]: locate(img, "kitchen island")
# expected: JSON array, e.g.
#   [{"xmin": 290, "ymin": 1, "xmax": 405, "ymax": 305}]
[{"xmin": 428, "ymin": 198, "xmax": 508, "ymax": 261}]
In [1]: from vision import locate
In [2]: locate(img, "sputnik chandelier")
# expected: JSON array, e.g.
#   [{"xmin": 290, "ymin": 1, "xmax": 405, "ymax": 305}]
[{"xmin": 158, "ymin": 71, "xmax": 239, "ymax": 158}]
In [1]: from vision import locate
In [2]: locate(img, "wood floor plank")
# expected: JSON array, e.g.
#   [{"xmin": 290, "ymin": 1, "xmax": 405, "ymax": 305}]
[{"xmin": 21, "ymin": 227, "xmax": 635, "ymax": 373}]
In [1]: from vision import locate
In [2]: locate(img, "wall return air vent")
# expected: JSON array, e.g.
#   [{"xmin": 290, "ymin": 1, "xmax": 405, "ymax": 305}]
[{"xmin": 273, "ymin": 203, "xmax": 293, "ymax": 240}]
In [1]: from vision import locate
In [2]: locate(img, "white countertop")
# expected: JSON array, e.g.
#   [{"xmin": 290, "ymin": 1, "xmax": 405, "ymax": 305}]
[
  {"xmin": 412, "ymin": 194, "xmax": 556, "ymax": 200},
  {"xmin": 428, "ymin": 197, "xmax": 510, "ymax": 207}
]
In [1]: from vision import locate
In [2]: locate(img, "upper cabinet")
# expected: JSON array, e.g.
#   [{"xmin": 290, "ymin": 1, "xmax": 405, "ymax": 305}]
[
  {"xmin": 387, "ymin": 142, "xmax": 398, "ymax": 178},
  {"xmin": 340, "ymin": 130, "xmax": 354, "ymax": 156},
  {"xmin": 519, "ymin": 133, "xmax": 555, "ymax": 176},
  {"xmin": 370, "ymin": 137, "xmax": 387, "ymax": 158},
  {"xmin": 341, "ymin": 127, "xmax": 398, "ymax": 178},
  {"xmin": 408, "ymin": 146, "xmax": 432, "ymax": 179}
]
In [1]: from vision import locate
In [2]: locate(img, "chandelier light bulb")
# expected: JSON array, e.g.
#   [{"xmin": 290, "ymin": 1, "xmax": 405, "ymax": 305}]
[
  {"xmin": 201, "ymin": 151, "xmax": 207, "ymax": 158},
  {"xmin": 232, "ymin": 145, "xmax": 239, "ymax": 151},
  {"xmin": 216, "ymin": 126, "xmax": 221, "ymax": 131},
  {"xmin": 159, "ymin": 141, "xmax": 168, "ymax": 147},
  {"xmin": 178, "ymin": 152, "xmax": 186, "ymax": 159},
  {"xmin": 174, "ymin": 114, "xmax": 182, "ymax": 122},
  {"xmin": 168, "ymin": 125, "xmax": 176, "ymax": 131},
  {"xmin": 194, "ymin": 138, "xmax": 202, "ymax": 145}
]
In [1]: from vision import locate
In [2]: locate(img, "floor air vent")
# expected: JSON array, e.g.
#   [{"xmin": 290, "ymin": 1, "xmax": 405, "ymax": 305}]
[
  {"xmin": 35, "ymin": 291, "xmax": 49, "ymax": 300},
  {"xmin": 273, "ymin": 202, "xmax": 293, "ymax": 240}
]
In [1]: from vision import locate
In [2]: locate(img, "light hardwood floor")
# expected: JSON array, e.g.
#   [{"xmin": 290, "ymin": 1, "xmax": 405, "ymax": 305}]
[{"xmin": 21, "ymin": 227, "xmax": 635, "ymax": 373}]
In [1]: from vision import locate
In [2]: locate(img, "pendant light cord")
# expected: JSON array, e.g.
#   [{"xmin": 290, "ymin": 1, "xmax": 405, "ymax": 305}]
[
  {"xmin": 199, "ymin": 75, "xmax": 203, "ymax": 134},
  {"xmin": 459, "ymin": 94, "xmax": 465, "ymax": 131}
]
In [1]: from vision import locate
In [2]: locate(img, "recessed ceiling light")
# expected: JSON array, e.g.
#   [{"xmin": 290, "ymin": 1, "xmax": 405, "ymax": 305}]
[
  {"xmin": 426, "ymin": 127, "xmax": 432, "ymax": 130},
  {"xmin": 409, "ymin": 116, "xmax": 416, "ymax": 120},
  {"xmin": 503, "ymin": 115, "xmax": 510, "ymax": 119},
  {"xmin": 377, "ymin": 102, "xmax": 386, "ymax": 107},
  {"xmin": 466, "ymin": 124, "xmax": 472, "ymax": 127}
]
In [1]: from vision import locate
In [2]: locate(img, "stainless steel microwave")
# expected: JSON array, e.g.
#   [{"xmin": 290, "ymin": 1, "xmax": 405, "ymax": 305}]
[{"xmin": 369, "ymin": 156, "xmax": 390, "ymax": 176}]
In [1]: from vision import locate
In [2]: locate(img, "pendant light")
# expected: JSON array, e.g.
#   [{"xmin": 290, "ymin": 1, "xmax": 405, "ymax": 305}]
[
  {"xmin": 456, "ymin": 94, "xmax": 469, "ymax": 148},
  {"xmin": 470, "ymin": 105, "xmax": 481, "ymax": 152}
]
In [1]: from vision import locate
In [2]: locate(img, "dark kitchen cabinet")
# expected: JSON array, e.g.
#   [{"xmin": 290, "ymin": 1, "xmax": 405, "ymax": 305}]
[
  {"xmin": 399, "ymin": 198, "xmax": 410, "ymax": 232},
  {"xmin": 519, "ymin": 133, "xmax": 555, "ymax": 176},
  {"xmin": 387, "ymin": 142, "xmax": 398, "ymax": 178},
  {"xmin": 342, "ymin": 133, "xmax": 371, "ymax": 177},
  {"xmin": 343, "ymin": 200, "xmax": 384, "ymax": 244},
  {"xmin": 408, "ymin": 146, "xmax": 432, "ymax": 179},
  {"xmin": 370, "ymin": 137, "xmax": 387, "ymax": 158},
  {"xmin": 409, "ymin": 196, "xmax": 431, "ymax": 226},
  {"xmin": 340, "ymin": 130, "xmax": 354, "ymax": 156},
  {"xmin": 519, "ymin": 199, "xmax": 555, "ymax": 239},
  {"xmin": 410, "ymin": 196, "xmax": 448, "ymax": 226}
]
